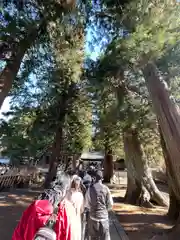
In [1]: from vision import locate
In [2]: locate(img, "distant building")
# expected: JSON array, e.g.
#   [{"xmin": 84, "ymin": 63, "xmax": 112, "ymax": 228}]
[{"xmin": 80, "ymin": 151, "xmax": 104, "ymax": 168}]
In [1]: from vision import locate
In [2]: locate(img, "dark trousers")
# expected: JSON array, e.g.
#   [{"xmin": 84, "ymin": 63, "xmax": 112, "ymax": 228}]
[
  {"xmin": 82, "ymin": 210, "xmax": 90, "ymax": 240},
  {"xmin": 89, "ymin": 218, "xmax": 110, "ymax": 240}
]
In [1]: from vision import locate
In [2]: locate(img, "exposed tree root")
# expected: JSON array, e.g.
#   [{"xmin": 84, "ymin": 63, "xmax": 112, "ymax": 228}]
[
  {"xmin": 123, "ymin": 127, "xmax": 168, "ymax": 208},
  {"xmin": 150, "ymin": 187, "xmax": 168, "ymax": 207}
]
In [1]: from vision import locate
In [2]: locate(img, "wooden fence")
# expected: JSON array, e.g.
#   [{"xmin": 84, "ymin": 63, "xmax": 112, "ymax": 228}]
[{"xmin": 0, "ymin": 167, "xmax": 37, "ymax": 190}]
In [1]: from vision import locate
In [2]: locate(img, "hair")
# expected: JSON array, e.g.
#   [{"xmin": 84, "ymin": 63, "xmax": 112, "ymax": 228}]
[
  {"xmin": 38, "ymin": 172, "xmax": 70, "ymax": 207},
  {"xmin": 71, "ymin": 177, "xmax": 81, "ymax": 190},
  {"xmin": 95, "ymin": 170, "xmax": 103, "ymax": 181},
  {"xmin": 79, "ymin": 170, "xmax": 85, "ymax": 179}
]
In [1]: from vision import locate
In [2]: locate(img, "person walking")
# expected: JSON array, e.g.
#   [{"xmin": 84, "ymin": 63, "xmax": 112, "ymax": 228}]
[
  {"xmin": 85, "ymin": 170, "xmax": 113, "ymax": 240},
  {"xmin": 12, "ymin": 173, "xmax": 78, "ymax": 240},
  {"xmin": 67, "ymin": 176, "xmax": 84, "ymax": 240}
]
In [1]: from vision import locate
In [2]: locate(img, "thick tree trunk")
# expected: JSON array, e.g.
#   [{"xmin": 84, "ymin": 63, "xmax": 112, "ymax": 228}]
[
  {"xmin": 124, "ymin": 174, "xmax": 142, "ymax": 205},
  {"xmin": 72, "ymin": 155, "xmax": 78, "ymax": 171},
  {"xmin": 0, "ymin": 50, "xmax": 26, "ymax": 108},
  {"xmin": 168, "ymin": 187, "xmax": 180, "ymax": 221},
  {"xmin": 159, "ymin": 126, "xmax": 180, "ymax": 220},
  {"xmin": 0, "ymin": 20, "xmax": 46, "ymax": 109},
  {"xmin": 143, "ymin": 62, "xmax": 180, "ymax": 206},
  {"xmin": 103, "ymin": 150, "xmax": 114, "ymax": 183},
  {"xmin": 44, "ymin": 126, "xmax": 63, "ymax": 188},
  {"xmin": 123, "ymin": 127, "xmax": 167, "ymax": 207}
]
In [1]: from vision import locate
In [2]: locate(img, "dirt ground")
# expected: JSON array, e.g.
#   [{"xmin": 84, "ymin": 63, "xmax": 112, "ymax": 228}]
[
  {"xmin": 0, "ymin": 182, "xmax": 175, "ymax": 240},
  {"xmin": 0, "ymin": 188, "xmax": 41, "ymax": 239},
  {"xmin": 108, "ymin": 183, "xmax": 174, "ymax": 240}
]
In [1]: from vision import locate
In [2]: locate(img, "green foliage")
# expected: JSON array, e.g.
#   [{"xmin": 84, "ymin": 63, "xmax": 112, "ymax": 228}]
[
  {"xmin": 0, "ymin": 108, "xmax": 54, "ymax": 164},
  {"xmin": 64, "ymin": 91, "xmax": 92, "ymax": 154},
  {"xmin": 0, "ymin": 4, "xmax": 92, "ymax": 164},
  {"xmin": 88, "ymin": 0, "xmax": 180, "ymax": 165}
]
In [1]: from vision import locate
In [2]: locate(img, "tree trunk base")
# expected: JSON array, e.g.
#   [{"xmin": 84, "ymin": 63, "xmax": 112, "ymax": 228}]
[
  {"xmin": 124, "ymin": 188, "xmax": 141, "ymax": 205},
  {"xmin": 151, "ymin": 190, "xmax": 168, "ymax": 207},
  {"xmin": 124, "ymin": 177, "xmax": 166, "ymax": 208},
  {"xmin": 124, "ymin": 182, "xmax": 155, "ymax": 208},
  {"xmin": 167, "ymin": 189, "xmax": 180, "ymax": 221},
  {"xmin": 142, "ymin": 173, "xmax": 168, "ymax": 207},
  {"xmin": 142, "ymin": 201, "xmax": 155, "ymax": 208},
  {"xmin": 124, "ymin": 177, "xmax": 141, "ymax": 205},
  {"xmin": 167, "ymin": 222, "xmax": 180, "ymax": 240},
  {"xmin": 138, "ymin": 187, "xmax": 153, "ymax": 208},
  {"xmin": 123, "ymin": 127, "xmax": 168, "ymax": 209}
]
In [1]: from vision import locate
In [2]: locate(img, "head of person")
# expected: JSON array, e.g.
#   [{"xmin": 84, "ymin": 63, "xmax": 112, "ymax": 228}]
[
  {"xmin": 38, "ymin": 172, "xmax": 71, "ymax": 208},
  {"xmin": 67, "ymin": 169, "xmax": 75, "ymax": 177},
  {"xmin": 95, "ymin": 170, "xmax": 103, "ymax": 182},
  {"xmin": 71, "ymin": 176, "xmax": 81, "ymax": 191},
  {"xmin": 79, "ymin": 170, "xmax": 84, "ymax": 179}
]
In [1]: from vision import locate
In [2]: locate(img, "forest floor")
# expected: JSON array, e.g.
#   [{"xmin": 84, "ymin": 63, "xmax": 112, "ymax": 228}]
[{"xmin": 108, "ymin": 182, "xmax": 175, "ymax": 240}]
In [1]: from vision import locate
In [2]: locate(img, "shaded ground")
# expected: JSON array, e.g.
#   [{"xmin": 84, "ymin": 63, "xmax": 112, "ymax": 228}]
[
  {"xmin": 108, "ymin": 183, "xmax": 174, "ymax": 240},
  {"xmin": 0, "ymin": 188, "xmax": 41, "ymax": 239}
]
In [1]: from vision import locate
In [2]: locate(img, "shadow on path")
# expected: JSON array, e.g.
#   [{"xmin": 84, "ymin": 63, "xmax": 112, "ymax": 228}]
[
  {"xmin": 114, "ymin": 204, "xmax": 173, "ymax": 240},
  {"xmin": 0, "ymin": 188, "xmax": 41, "ymax": 239}
]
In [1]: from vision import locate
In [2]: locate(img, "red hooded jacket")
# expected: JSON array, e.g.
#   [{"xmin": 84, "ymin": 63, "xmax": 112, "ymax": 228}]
[{"xmin": 12, "ymin": 199, "xmax": 72, "ymax": 240}]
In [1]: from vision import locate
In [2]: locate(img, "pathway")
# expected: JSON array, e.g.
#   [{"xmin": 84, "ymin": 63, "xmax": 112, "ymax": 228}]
[
  {"xmin": 0, "ymin": 188, "xmax": 128, "ymax": 239},
  {"xmin": 0, "ymin": 188, "xmax": 41, "ymax": 239},
  {"xmin": 109, "ymin": 211, "xmax": 129, "ymax": 240}
]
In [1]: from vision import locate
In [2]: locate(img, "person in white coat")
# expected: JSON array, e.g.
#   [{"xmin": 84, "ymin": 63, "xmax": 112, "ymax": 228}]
[{"xmin": 67, "ymin": 176, "xmax": 84, "ymax": 240}]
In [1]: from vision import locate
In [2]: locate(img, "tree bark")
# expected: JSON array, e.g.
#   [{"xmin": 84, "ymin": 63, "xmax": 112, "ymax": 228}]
[
  {"xmin": 124, "ymin": 174, "xmax": 142, "ymax": 205},
  {"xmin": 0, "ymin": 20, "xmax": 46, "ymax": 109},
  {"xmin": 44, "ymin": 83, "xmax": 77, "ymax": 187},
  {"xmin": 103, "ymin": 150, "xmax": 114, "ymax": 183},
  {"xmin": 44, "ymin": 126, "xmax": 63, "ymax": 188},
  {"xmin": 72, "ymin": 155, "xmax": 77, "ymax": 171},
  {"xmin": 123, "ymin": 127, "xmax": 167, "ymax": 207},
  {"xmin": 143, "ymin": 62, "xmax": 180, "ymax": 206},
  {"xmin": 159, "ymin": 125, "xmax": 180, "ymax": 220}
]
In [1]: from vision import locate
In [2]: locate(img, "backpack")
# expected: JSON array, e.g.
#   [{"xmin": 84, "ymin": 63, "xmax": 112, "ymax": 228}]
[{"xmin": 34, "ymin": 207, "xmax": 58, "ymax": 240}]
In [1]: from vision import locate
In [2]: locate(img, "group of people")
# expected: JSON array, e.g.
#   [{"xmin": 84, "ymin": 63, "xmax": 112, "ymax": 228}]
[{"xmin": 12, "ymin": 167, "xmax": 113, "ymax": 240}]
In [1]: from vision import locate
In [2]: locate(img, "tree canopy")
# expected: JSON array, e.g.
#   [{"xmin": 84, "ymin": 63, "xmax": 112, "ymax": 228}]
[{"xmin": 2, "ymin": 1, "xmax": 180, "ymax": 227}]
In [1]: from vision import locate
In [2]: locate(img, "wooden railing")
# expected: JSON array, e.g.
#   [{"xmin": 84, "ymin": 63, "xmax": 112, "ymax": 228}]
[
  {"xmin": 0, "ymin": 175, "xmax": 20, "ymax": 189},
  {"xmin": 0, "ymin": 166, "xmax": 37, "ymax": 190}
]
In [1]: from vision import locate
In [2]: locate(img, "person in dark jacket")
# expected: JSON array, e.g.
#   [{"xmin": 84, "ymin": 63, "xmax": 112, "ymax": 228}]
[{"xmin": 85, "ymin": 170, "xmax": 113, "ymax": 240}]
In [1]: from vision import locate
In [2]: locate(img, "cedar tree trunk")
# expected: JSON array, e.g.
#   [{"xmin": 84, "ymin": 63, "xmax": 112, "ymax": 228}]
[
  {"xmin": 123, "ymin": 127, "xmax": 167, "ymax": 207},
  {"xmin": 103, "ymin": 150, "xmax": 114, "ymax": 183},
  {"xmin": 143, "ymin": 62, "xmax": 180, "ymax": 208},
  {"xmin": 44, "ymin": 83, "xmax": 76, "ymax": 187},
  {"xmin": 44, "ymin": 126, "xmax": 63, "ymax": 188},
  {"xmin": 0, "ymin": 20, "xmax": 46, "ymax": 108},
  {"xmin": 159, "ymin": 126, "xmax": 180, "ymax": 220}
]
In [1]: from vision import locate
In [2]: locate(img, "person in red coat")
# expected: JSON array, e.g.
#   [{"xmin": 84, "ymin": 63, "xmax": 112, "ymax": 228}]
[{"xmin": 12, "ymin": 173, "xmax": 77, "ymax": 240}]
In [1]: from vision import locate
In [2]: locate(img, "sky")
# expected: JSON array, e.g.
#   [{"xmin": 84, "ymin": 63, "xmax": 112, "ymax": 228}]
[{"xmin": 0, "ymin": 97, "xmax": 11, "ymax": 119}]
